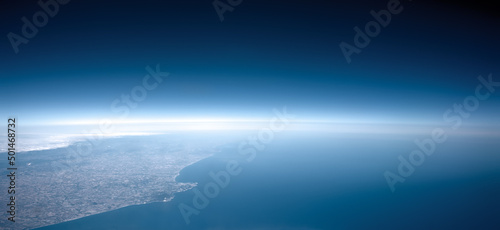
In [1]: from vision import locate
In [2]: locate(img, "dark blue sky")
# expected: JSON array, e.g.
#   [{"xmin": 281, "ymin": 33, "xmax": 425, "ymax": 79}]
[{"xmin": 1, "ymin": 0, "xmax": 498, "ymax": 126}]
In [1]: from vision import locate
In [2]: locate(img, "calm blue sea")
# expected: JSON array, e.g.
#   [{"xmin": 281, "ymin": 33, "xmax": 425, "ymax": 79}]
[{"xmin": 37, "ymin": 131, "xmax": 500, "ymax": 229}]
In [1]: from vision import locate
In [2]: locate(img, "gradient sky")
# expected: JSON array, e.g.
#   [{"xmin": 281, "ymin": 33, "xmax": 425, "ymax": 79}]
[{"xmin": 1, "ymin": 0, "xmax": 499, "ymax": 127}]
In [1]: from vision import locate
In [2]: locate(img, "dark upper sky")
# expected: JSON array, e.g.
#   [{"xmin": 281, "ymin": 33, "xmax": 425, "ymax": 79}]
[{"xmin": 0, "ymin": 0, "xmax": 499, "ymax": 125}]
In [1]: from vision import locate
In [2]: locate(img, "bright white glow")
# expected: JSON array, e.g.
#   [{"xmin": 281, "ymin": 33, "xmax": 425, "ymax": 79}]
[
  {"xmin": 52, "ymin": 118, "xmax": 271, "ymax": 126},
  {"xmin": 24, "ymin": 118, "xmax": 500, "ymax": 135}
]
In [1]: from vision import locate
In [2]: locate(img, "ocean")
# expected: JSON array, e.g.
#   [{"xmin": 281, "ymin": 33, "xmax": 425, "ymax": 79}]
[{"xmin": 34, "ymin": 131, "xmax": 500, "ymax": 229}]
